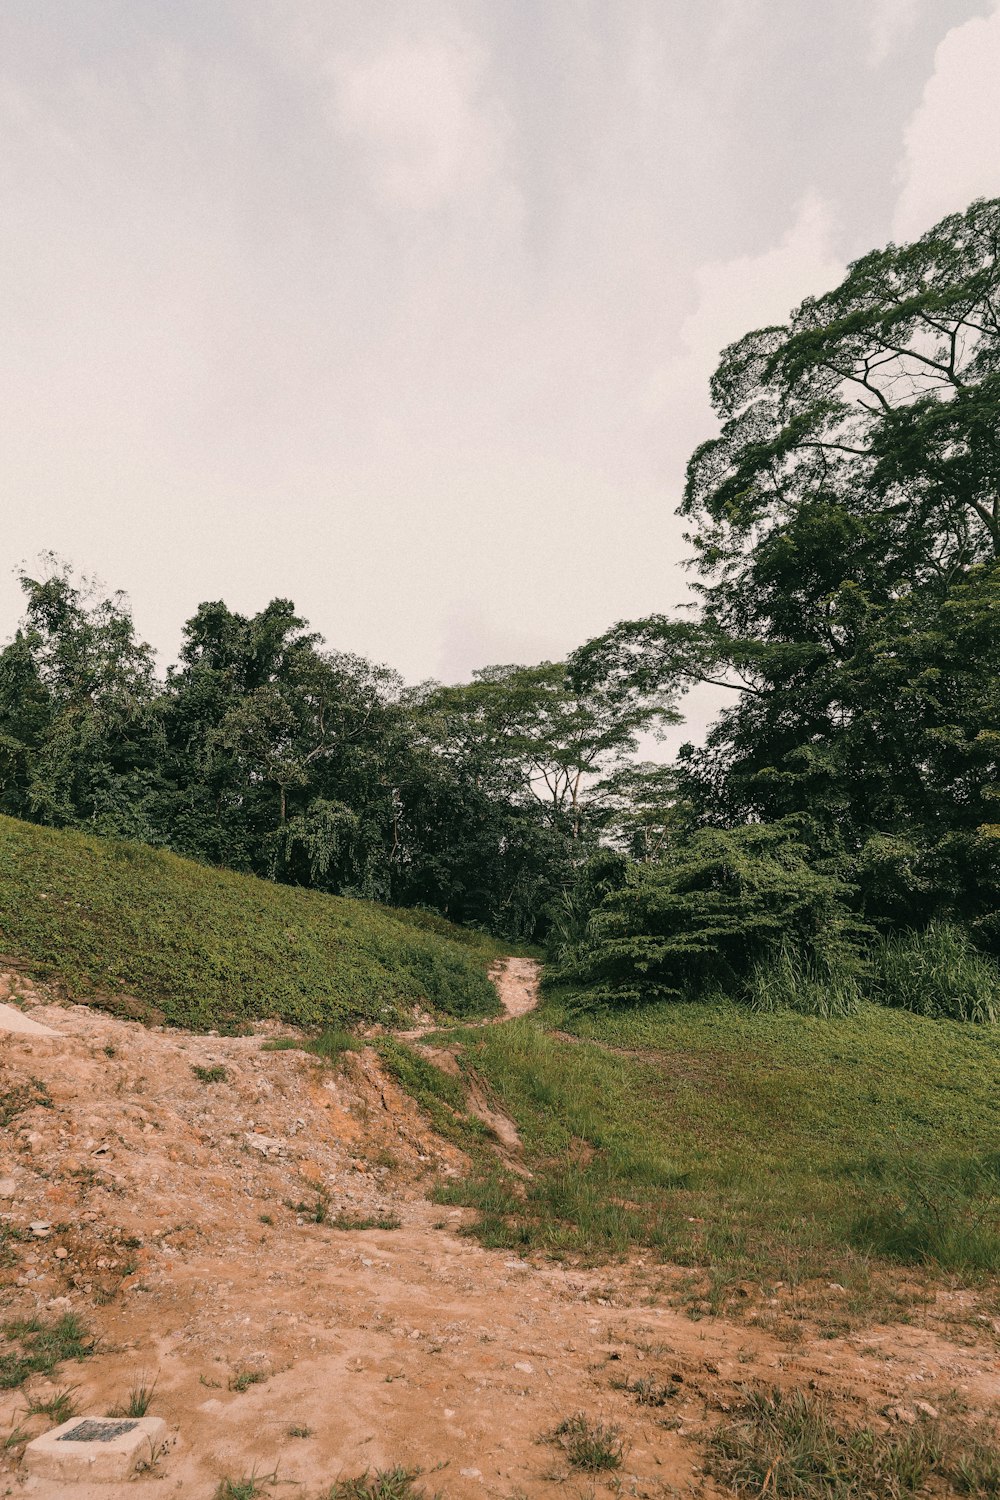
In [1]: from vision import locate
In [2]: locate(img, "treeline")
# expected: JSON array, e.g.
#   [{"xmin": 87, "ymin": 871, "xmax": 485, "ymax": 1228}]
[
  {"xmin": 4, "ymin": 195, "xmax": 999, "ymax": 1018},
  {"xmin": 0, "ymin": 566, "xmax": 668, "ymax": 941}
]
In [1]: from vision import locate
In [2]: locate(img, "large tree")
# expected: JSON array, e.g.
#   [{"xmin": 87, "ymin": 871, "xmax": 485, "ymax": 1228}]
[{"xmin": 573, "ymin": 198, "xmax": 1000, "ymax": 947}]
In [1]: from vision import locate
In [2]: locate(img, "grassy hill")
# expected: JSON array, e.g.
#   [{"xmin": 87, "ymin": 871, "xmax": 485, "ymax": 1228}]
[
  {"xmin": 0, "ymin": 816, "xmax": 501, "ymax": 1031},
  {"xmin": 434, "ymin": 988, "xmax": 1000, "ymax": 1291}
]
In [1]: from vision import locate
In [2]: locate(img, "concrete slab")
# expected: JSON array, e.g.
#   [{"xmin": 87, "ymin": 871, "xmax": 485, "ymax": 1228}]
[
  {"xmin": 0, "ymin": 1001, "xmax": 59, "ymax": 1037},
  {"xmin": 24, "ymin": 1415, "xmax": 167, "ymax": 1482}
]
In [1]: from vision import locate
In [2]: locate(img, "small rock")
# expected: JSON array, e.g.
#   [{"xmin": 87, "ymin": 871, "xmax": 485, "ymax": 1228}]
[
  {"xmin": 54, "ymin": 1247, "xmax": 68, "ymax": 1260},
  {"xmin": 914, "ymin": 1401, "xmax": 939, "ymax": 1420},
  {"xmin": 513, "ymin": 1361, "xmax": 533, "ymax": 1374},
  {"xmin": 245, "ymin": 1132, "xmax": 286, "ymax": 1157},
  {"xmin": 30, "ymin": 1222, "xmax": 52, "ymax": 1237},
  {"xmin": 460, "ymin": 1469, "xmax": 482, "ymax": 1480},
  {"xmin": 0, "ymin": 1177, "xmax": 16, "ymax": 1197},
  {"xmin": 884, "ymin": 1404, "xmax": 917, "ymax": 1425}
]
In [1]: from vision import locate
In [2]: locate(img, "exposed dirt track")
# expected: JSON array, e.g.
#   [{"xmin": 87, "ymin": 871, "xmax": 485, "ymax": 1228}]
[{"xmin": 2, "ymin": 965, "xmax": 999, "ymax": 1499}]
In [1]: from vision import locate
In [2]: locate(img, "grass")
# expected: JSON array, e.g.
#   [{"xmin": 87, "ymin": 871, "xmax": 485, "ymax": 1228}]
[
  {"xmin": 328, "ymin": 1212, "xmax": 402, "ymax": 1231},
  {"xmin": 214, "ymin": 1472, "xmax": 278, "ymax": 1500},
  {"xmin": 707, "ymin": 1386, "xmax": 1000, "ymax": 1498},
  {"xmin": 374, "ymin": 1037, "xmax": 487, "ymax": 1147},
  {"xmin": 545, "ymin": 1413, "xmax": 626, "ymax": 1472},
  {"xmin": 0, "ymin": 1076, "xmax": 51, "ymax": 1128},
  {"xmin": 874, "ymin": 921, "xmax": 1000, "ymax": 1024},
  {"xmin": 0, "ymin": 815, "xmax": 502, "ymax": 1031},
  {"xmin": 109, "ymin": 1374, "xmax": 157, "ymax": 1418},
  {"xmin": 261, "ymin": 1028, "xmax": 362, "ymax": 1063},
  {"xmin": 0, "ymin": 1314, "xmax": 94, "ymax": 1390},
  {"xmin": 192, "ymin": 1064, "xmax": 228, "ymax": 1083},
  {"xmin": 324, "ymin": 1468, "xmax": 436, "ymax": 1500},
  {"xmin": 433, "ymin": 992, "xmax": 1000, "ymax": 1291}
]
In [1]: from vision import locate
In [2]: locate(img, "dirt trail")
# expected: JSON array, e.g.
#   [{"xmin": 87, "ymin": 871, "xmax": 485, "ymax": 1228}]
[
  {"xmin": 490, "ymin": 957, "xmax": 540, "ymax": 1020},
  {"xmin": 2, "ymin": 966, "xmax": 999, "ymax": 1499}
]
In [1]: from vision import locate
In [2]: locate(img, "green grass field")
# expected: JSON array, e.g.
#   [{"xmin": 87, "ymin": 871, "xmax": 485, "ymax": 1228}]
[
  {"xmin": 0, "ymin": 815, "xmax": 501, "ymax": 1031},
  {"xmin": 435, "ymin": 988, "xmax": 1000, "ymax": 1291}
]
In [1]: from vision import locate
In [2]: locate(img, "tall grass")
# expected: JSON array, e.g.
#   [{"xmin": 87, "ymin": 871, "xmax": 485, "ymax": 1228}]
[
  {"xmin": 745, "ymin": 941, "xmax": 862, "ymax": 1018},
  {"xmin": 873, "ymin": 921, "xmax": 1000, "ymax": 1024}
]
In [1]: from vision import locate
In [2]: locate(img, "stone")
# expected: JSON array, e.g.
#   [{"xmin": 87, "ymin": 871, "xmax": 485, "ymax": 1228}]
[
  {"xmin": 913, "ymin": 1401, "xmax": 940, "ymax": 1419},
  {"xmin": 0, "ymin": 1002, "xmax": 59, "ymax": 1037},
  {"xmin": 25, "ymin": 1415, "xmax": 168, "ymax": 1482},
  {"xmin": 513, "ymin": 1361, "xmax": 533, "ymax": 1374},
  {"xmin": 245, "ymin": 1132, "xmax": 286, "ymax": 1157},
  {"xmin": 0, "ymin": 1177, "xmax": 16, "ymax": 1197}
]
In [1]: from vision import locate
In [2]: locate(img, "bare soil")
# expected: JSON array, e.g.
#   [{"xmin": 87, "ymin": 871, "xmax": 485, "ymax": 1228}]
[{"xmin": 1, "ymin": 961, "xmax": 998, "ymax": 1498}]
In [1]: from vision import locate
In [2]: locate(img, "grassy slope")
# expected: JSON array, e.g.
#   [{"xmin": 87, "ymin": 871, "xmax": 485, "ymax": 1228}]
[
  {"xmin": 0, "ymin": 816, "xmax": 501, "ymax": 1030},
  {"xmin": 437, "ymin": 989, "xmax": 1000, "ymax": 1285}
]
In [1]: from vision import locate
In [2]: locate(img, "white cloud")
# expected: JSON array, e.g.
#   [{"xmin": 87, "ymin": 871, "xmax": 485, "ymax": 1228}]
[
  {"xmin": 892, "ymin": 2, "xmax": 1000, "ymax": 239},
  {"xmin": 642, "ymin": 192, "xmax": 844, "ymax": 429},
  {"xmin": 866, "ymin": 0, "xmax": 920, "ymax": 67},
  {"xmin": 328, "ymin": 35, "xmax": 508, "ymax": 213}
]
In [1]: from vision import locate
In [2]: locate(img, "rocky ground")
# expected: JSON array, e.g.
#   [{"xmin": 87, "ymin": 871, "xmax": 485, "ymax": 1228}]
[{"xmin": 1, "ymin": 961, "xmax": 998, "ymax": 1498}]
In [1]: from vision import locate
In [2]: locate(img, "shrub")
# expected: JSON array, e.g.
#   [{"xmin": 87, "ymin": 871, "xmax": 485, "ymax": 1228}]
[{"xmin": 559, "ymin": 822, "xmax": 866, "ymax": 1007}]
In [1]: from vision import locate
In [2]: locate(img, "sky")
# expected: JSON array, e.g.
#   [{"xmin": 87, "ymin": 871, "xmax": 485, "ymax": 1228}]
[{"xmin": 3, "ymin": 0, "xmax": 1000, "ymax": 746}]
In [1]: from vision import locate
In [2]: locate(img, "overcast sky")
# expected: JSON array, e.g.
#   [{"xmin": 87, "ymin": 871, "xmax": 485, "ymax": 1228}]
[{"xmin": 3, "ymin": 1, "xmax": 1000, "ymax": 742}]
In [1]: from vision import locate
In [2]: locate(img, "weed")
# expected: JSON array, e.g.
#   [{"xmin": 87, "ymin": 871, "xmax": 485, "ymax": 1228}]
[
  {"xmin": 0, "ymin": 1314, "xmax": 94, "ymax": 1390},
  {"xmin": 259, "ymin": 1213, "xmax": 274, "ymax": 1226},
  {"xmin": 613, "ymin": 1375, "xmax": 677, "ymax": 1407},
  {"xmin": 228, "ymin": 1368, "xmax": 268, "ymax": 1393},
  {"xmin": 0, "ymin": 1076, "xmax": 52, "ymax": 1128},
  {"xmin": 708, "ymin": 1385, "xmax": 1000, "ymax": 1498},
  {"xmin": 329, "ymin": 1212, "xmax": 402, "ymax": 1231},
  {"xmin": 324, "ymin": 1468, "xmax": 435, "ymax": 1500},
  {"xmin": 287, "ymin": 1424, "xmax": 313, "ymax": 1438},
  {"xmin": 3, "ymin": 1422, "xmax": 31, "ymax": 1450},
  {"xmin": 214, "ymin": 1470, "xmax": 279, "ymax": 1500},
  {"xmin": 102, "ymin": 1044, "xmax": 117, "ymax": 1058},
  {"xmin": 545, "ymin": 1413, "xmax": 626, "ymax": 1472},
  {"xmin": 193, "ymin": 1064, "xmax": 228, "ymax": 1084},
  {"xmin": 289, "ymin": 1186, "xmax": 332, "ymax": 1224},
  {"xmin": 109, "ymin": 1373, "xmax": 157, "ymax": 1418},
  {"xmin": 27, "ymin": 1386, "xmax": 78, "ymax": 1424}
]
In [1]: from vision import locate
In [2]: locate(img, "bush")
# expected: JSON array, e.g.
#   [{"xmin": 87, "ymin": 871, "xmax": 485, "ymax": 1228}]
[
  {"xmin": 559, "ymin": 822, "xmax": 866, "ymax": 1007},
  {"xmin": 874, "ymin": 921, "xmax": 1000, "ymax": 1024}
]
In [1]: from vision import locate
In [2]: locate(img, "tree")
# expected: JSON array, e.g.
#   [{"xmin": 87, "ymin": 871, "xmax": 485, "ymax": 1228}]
[
  {"xmin": 572, "ymin": 198, "xmax": 1000, "ymax": 949},
  {"xmin": 0, "ymin": 558, "xmax": 163, "ymax": 835}
]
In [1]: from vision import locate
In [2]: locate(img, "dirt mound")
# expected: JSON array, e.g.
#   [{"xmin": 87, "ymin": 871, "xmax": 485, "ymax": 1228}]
[{"xmin": 2, "ymin": 967, "xmax": 998, "ymax": 1499}]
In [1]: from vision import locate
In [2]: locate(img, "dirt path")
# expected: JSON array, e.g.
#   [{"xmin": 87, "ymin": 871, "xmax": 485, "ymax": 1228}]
[
  {"xmin": 2, "ymin": 967, "xmax": 999, "ymax": 1499},
  {"xmin": 490, "ymin": 957, "xmax": 540, "ymax": 1020},
  {"xmin": 396, "ymin": 956, "xmax": 540, "ymax": 1043}
]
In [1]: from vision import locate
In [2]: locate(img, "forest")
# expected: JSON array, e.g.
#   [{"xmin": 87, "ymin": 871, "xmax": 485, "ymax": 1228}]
[{"xmin": 2, "ymin": 196, "xmax": 999, "ymax": 1022}]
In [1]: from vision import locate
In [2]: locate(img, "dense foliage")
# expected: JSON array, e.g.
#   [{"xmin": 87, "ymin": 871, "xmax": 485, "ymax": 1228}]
[
  {"xmin": 566, "ymin": 196, "xmax": 1000, "ymax": 1009},
  {"xmin": 0, "ymin": 562, "xmax": 667, "ymax": 940}
]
